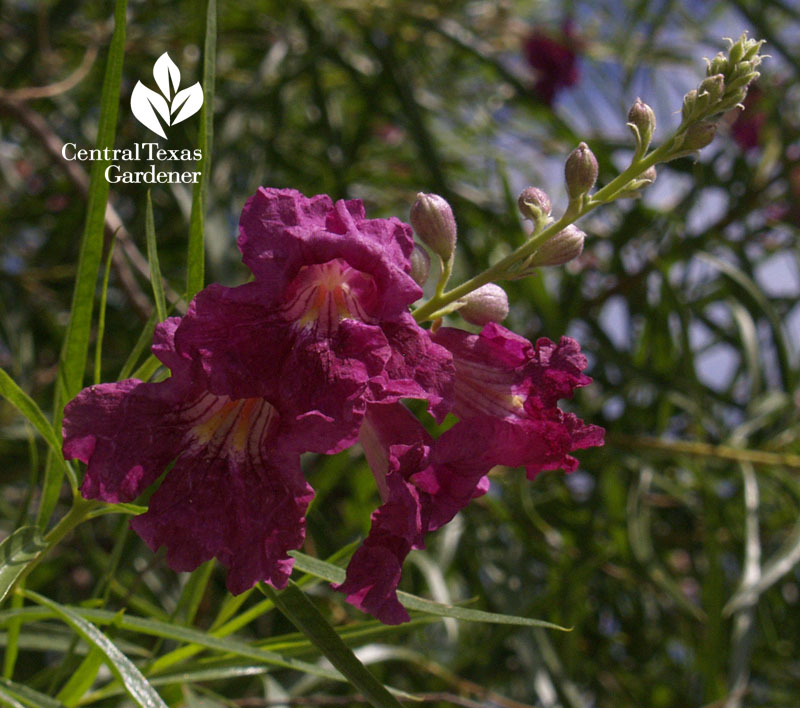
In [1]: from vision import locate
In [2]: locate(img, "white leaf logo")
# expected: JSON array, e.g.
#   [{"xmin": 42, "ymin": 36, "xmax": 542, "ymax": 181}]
[
  {"xmin": 153, "ymin": 53, "xmax": 181, "ymax": 99},
  {"xmin": 171, "ymin": 83, "xmax": 203, "ymax": 125},
  {"xmin": 130, "ymin": 52, "xmax": 203, "ymax": 139},
  {"xmin": 131, "ymin": 83, "xmax": 170, "ymax": 139}
]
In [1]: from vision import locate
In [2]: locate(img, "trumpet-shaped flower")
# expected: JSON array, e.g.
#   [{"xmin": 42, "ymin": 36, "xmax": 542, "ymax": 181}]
[
  {"xmin": 62, "ymin": 187, "xmax": 602, "ymax": 623},
  {"xmin": 173, "ymin": 188, "xmax": 454, "ymax": 448},
  {"xmin": 335, "ymin": 325, "xmax": 603, "ymax": 624},
  {"xmin": 63, "ymin": 188, "xmax": 454, "ymax": 597},
  {"xmin": 63, "ymin": 319, "xmax": 318, "ymax": 592}
]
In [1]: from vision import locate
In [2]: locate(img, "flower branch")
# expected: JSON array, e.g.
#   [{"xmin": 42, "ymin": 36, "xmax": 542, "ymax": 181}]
[{"xmin": 412, "ymin": 33, "xmax": 765, "ymax": 324}]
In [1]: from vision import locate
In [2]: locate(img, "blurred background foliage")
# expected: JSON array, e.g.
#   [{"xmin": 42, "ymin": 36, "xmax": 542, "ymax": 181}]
[{"xmin": 1, "ymin": 0, "xmax": 800, "ymax": 706}]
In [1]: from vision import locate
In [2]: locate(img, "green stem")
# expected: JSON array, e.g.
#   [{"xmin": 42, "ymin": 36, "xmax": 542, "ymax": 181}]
[
  {"xmin": 412, "ymin": 140, "xmax": 673, "ymax": 323},
  {"xmin": 14, "ymin": 497, "xmax": 100, "ymax": 590},
  {"xmin": 434, "ymin": 255, "xmax": 454, "ymax": 299},
  {"xmin": 608, "ymin": 434, "xmax": 800, "ymax": 470}
]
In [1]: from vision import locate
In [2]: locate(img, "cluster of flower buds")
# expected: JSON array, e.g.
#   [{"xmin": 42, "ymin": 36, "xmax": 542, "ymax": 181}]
[
  {"xmin": 670, "ymin": 33, "xmax": 764, "ymax": 158},
  {"xmin": 409, "ymin": 35, "xmax": 765, "ymax": 323},
  {"xmin": 410, "ymin": 192, "xmax": 510, "ymax": 325}
]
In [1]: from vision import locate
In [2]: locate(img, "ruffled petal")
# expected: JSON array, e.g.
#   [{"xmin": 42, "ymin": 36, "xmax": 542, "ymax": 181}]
[
  {"xmin": 174, "ymin": 282, "xmax": 393, "ymax": 454},
  {"xmin": 63, "ymin": 378, "xmax": 187, "ymax": 503},
  {"xmin": 432, "ymin": 324, "xmax": 604, "ymax": 473},
  {"xmin": 371, "ymin": 313, "xmax": 454, "ymax": 421},
  {"xmin": 333, "ymin": 468, "xmax": 421, "ymax": 624},
  {"xmin": 238, "ymin": 187, "xmax": 422, "ymax": 318},
  {"xmin": 527, "ymin": 335, "xmax": 593, "ymax": 408},
  {"xmin": 65, "ymin": 362, "xmax": 315, "ymax": 593},
  {"xmin": 131, "ymin": 448, "xmax": 313, "ymax": 593},
  {"xmin": 238, "ymin": 188, "xmax": 334, "ymax": 299},
  {"xmin": 335, "ymin": 404, "xmax": 492, "ymax": 624}
]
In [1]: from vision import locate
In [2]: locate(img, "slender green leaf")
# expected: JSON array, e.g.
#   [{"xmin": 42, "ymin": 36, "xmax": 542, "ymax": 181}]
[
  {"xmin": 289, "ymin": 551, "xmax": 569, "ymax": 630},
  {"xmin": 0, "ymin": 625, "xmax": 148, "ymax": 657},
  {"xmin": 725, "ymin": 513, "xmax": 800, "ymax": 615},
  {"xmin": 22, "ymin": 591, "xmax": 167, "ymax": 708},
  {"xmin": 55, "ymin": 645, "xmax": 104, "ymax": 707},
  {"xmin": 0, "ymin": 368, "xmax": 63, "ymax": 461},
  {"xmin": 0, "ymin": 528, "xmax": 46, "ymax": 605},
  {"xmin": 39, "ymin": 0, "xmax": 129, "ymax": 529},
  {"xmin": 0, "ymin": 685, "xmax": 26, "ymax": 708},
  {"xmin": 130, "ymin": 355, "xmax": 163, "ymax": 383},
  {"xmin": 0, "ymin": 678, "xmax": 63, "ymax": 708},
  {"xmin": 142, "ymin": 595, "xmax": 273, "ymax": 675},
  {"xmin": 728, "ymin": 300, "xmax": 761, "ymax": 398},
  {"xmin": 257, "ymin": 615, "xmax": 435, "ymax": 656},
  {"xmin": 207, "ymin": 588, "xmax": 253, "ymax": 632},
  {"xmin": 0, "ymin": 606, "xmax": 342, "ymax": 683},
  {"xmin": 83, "ymin": 665, "xmax": 271, "ymax": 703},
  {"xmin": 145, "ymin": 191, "xmax": 167, "ymax": 323},
  {"xmin": 177, "ymin": 560, "xmax": 214, "ymax": 626},
  {"xmin": 186, "ymin": 0, "xmax": 217, "ymax": 298},
  {"xmin": 261, "ymin": 582, "xmax": 404, "ymax": 708},
  {"xmin": 141, "ymin": 543, "xmax": 358, "ymax": 676},
  {"xmin": 1, "ymin": 588, "xmax": 23, "ymax": 678},
  {"xmin": 117, "ymin": 312, "xmax": 158, "ymax": 381},
  {"xmin": 93, "ymin": 238, "xmax": 116, "ymax": 385}
]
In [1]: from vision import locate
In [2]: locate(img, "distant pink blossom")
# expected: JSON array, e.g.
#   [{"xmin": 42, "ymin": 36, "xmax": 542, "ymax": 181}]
[{"xmin": 524, "ymin": 21, "xmax": 581, "ymax": 105}]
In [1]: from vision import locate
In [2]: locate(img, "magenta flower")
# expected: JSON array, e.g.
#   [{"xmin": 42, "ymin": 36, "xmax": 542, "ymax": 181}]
[
  {"xmin": 335, "ymin": 325, "xmax": 603, "ymax": 624},
  {"xmin": 63, "ymin": 188, "xmax": 454, "ymax": 597},
  {"xmin": 432, "ymin": 323, "xmax": 604, "ymax": 477},
  {"xmin": 173, "ymin": 188, "xmax": 454, "ymax": 442},
  {"xmin": 63, "ymin": 319, "xmax": 317, "ymax": 592},
  {"xmin": 523, "ymin": 21, "xmax": 581, "ymax": 105}
]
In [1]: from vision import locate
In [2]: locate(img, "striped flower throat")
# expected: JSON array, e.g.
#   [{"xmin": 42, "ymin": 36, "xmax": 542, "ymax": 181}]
[{"xmin": 281, "ymin": 259, "xmax": 378, "ymax": 335}]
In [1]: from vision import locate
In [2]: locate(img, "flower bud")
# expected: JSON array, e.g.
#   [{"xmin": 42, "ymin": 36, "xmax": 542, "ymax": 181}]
[
  {"xmin": 640, "ymin": 166, "xmax": 657, "ymax": 184},
  {"xmin": 528, "ymin": 224, "xmax": 585, "ymax": 267},
  {"xmin": 410, "ymin": 193, "xmax": 457, "ymax": 260},
  {"xmin": 669, "ymin": 122, "xmax": 717, "ymax": 160},
  {"xmin": 682, "ymin": 89, "xmax": 698, "ymax": 122},
  {"xmin": 707, "ymin": 52, "xmax": 728, "ymax": 77},
  {"xmin": 742, "ymin": 38, "xmax": 764, "ymax": 62},
  {"xmin": 459, "ymin": 283, "xmax": 509, "ymax": 326},
  {"xmin": 726, "ymin": 68, "xmax": 760, "ymax": 92},
  {"xmin": 627, "ymin": 98, "xmax": 656, "ymax": 149},
  {"xmin": 409, "ymin": 243, "xmax": 431, "ymax": 286},
  {"xmin": 565, "ymin": 142, "xmax": 598, "ymax": 199},
  {"xmin": 517, "ymin": 187, "xmax": 552, "ymax": 223},
  {"xmin": 682, "ymin": 121, "xmax": 717, "ymax": 151},
  {"xmin": 728, "ymin": 35, "xmax": 745, "ymax": 65},
  {"xmin": 699, "ymin": 74, "xmax": 725, "ymax": 104},
  {"xmin": 716, "ymin": 89, "xmax": 747, "ymax": 113}
]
